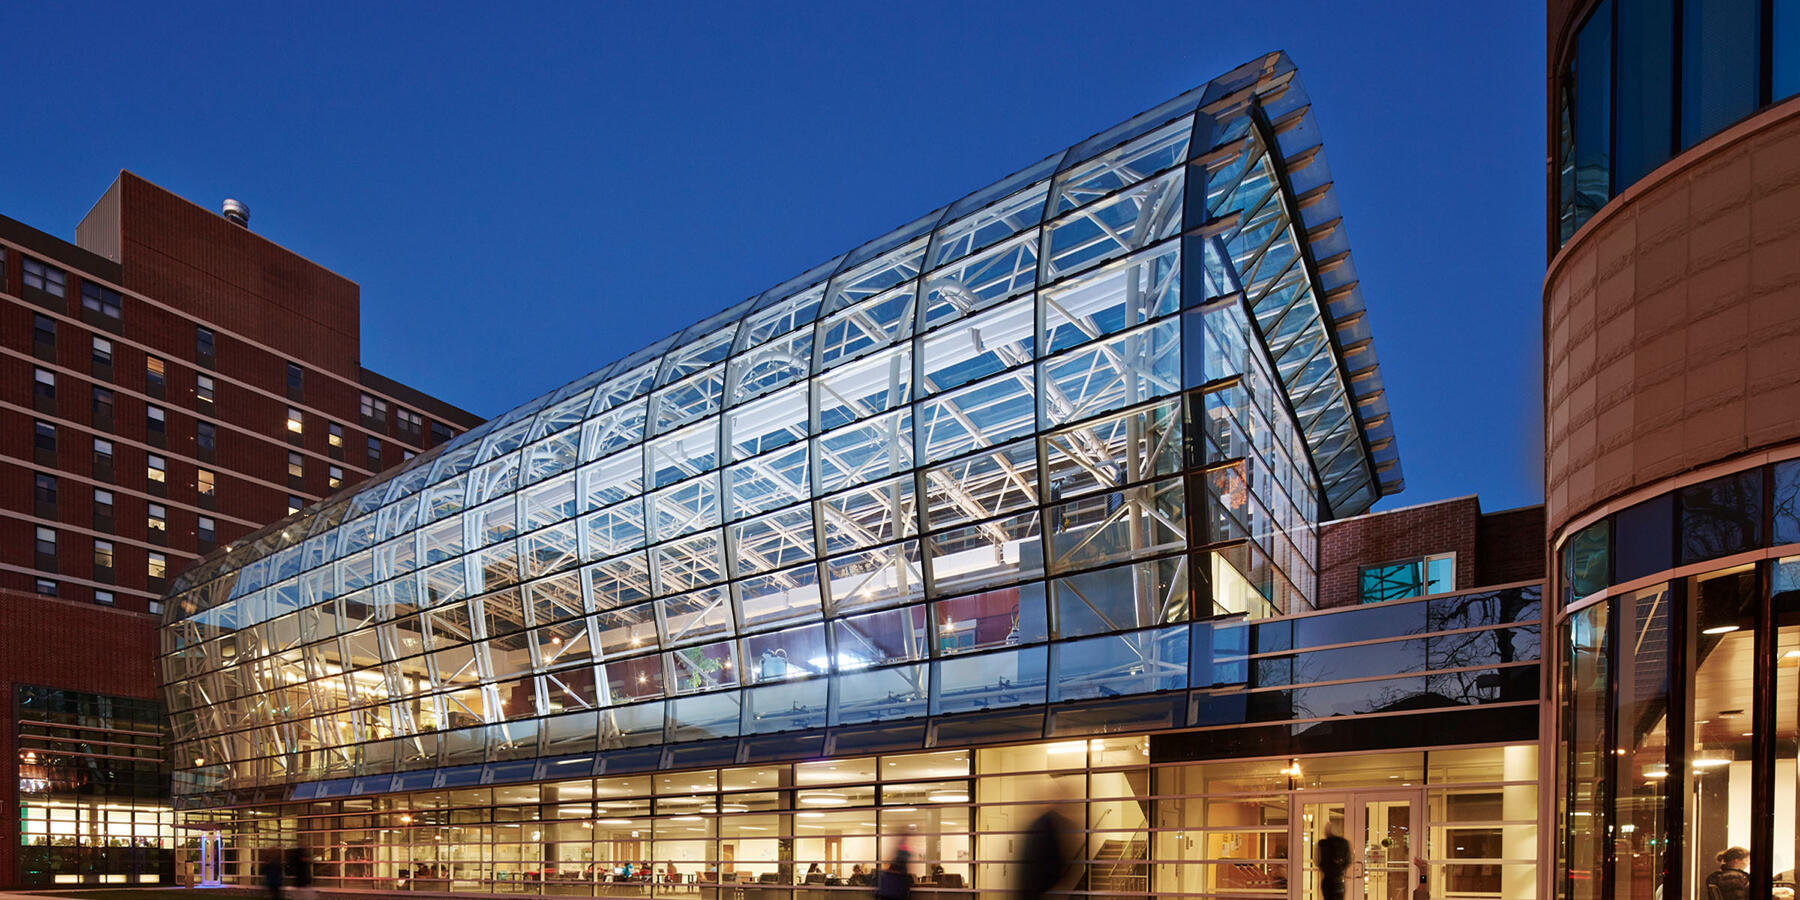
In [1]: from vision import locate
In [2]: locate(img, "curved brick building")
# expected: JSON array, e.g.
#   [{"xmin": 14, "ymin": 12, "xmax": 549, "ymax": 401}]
[{"xmin": 1546, "ymin": 2, "xmax": 1800, "ymax": 898}]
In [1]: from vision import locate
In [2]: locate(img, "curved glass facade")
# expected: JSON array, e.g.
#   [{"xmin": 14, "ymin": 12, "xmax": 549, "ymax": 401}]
[
  {"xmin": 1553, "ymin": 455, "xmax": 1800, "ymax": 900},
  {"xmin": 1555, "ymin": 0, "xmax": 1800, "ymax": 246},
  {"xmin": 158, "ymin": 52, "xmax": 1404, "ymax": 805}
]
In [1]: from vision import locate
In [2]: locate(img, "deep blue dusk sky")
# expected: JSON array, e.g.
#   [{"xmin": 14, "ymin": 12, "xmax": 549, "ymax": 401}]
[{"xmin": 5, "ymin": 2, "xmax": 1546, "ymax": 513}]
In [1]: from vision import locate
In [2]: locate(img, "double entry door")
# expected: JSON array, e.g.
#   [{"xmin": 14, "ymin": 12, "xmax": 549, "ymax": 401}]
[{"xmin": 1292, "ymin": 791, "xmax": 1421, "ymax": 900}]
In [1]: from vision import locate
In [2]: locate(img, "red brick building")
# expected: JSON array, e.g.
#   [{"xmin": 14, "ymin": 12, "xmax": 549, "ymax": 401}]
[{"xmin": 0, "ymin": 172, "xmax": 483, "ymax": 885}]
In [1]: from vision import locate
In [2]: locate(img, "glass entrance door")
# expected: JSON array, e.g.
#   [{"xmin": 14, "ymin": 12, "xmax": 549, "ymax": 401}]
[{"xmin": 1292, "ymin": 791, "xmax": 1421, "ymax": 900}]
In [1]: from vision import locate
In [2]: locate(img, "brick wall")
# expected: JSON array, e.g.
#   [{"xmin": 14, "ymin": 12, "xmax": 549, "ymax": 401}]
[{"xmin": 1317, "ymin": 498, "xmax": 1546, "ymax": 609}]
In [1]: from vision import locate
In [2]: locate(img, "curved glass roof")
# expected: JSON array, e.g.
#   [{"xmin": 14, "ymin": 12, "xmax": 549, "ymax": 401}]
[{"xmin": 166, "ymin": 51, "xmax": 1397, "ymax": 615}]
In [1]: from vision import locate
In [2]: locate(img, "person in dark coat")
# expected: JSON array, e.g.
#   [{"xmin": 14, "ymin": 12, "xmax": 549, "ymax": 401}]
[
  {"xmin": 285, "ymin": 847, "xmax": 313, "ymax": 899},
  {"xmin": 260, "ymin": 848, "xmax": 284, "ymax": 900},
  {"xmin": 1015, "ymin": 809, "xmax": 1071, "ymax": 898},
  {"xmin": 874, "ymin": 848, "xmax": 911, "ymax": 900},
  {"xmin": 1705, "ymin": 846, "xmax": 1751, "ymax": 900},
  {"xmin": 1317, "ymin": 823, "xmax": 1352, "ymax": 900}
]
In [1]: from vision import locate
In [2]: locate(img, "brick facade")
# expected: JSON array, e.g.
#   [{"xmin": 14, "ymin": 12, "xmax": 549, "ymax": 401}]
[{"xmin": 1317, "ymin": 497, "xmax": 1545, "ymax": 609}]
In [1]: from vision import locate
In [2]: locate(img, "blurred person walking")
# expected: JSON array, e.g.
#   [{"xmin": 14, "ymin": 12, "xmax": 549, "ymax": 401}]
[
  {"xmin": 260, "ymin": 848, "xmax": 284, "ymax": 900},
  {"xmin": 285, "ymin": 846, "xmax": 314, "ymax": 900},
  {"xmin": 1015, "ymin": 807, "xmax": 1072, "ymax": 898},
  {"xmin": 874, "ymin": 847, "xmax": 912, "ymax": 900}
]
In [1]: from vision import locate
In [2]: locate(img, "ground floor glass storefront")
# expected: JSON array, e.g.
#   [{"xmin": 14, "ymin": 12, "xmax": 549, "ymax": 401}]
[
  {"xmin": 14, "ymin": 685, "xmax": 176, "ymax": 886},
  {"xmin": 180, "ymin": 739, "xmax": 1537, "ymax": 899},
  {"xmin": 1557, "ymin": 455, "xmax": 1800, "ymax": 900}
]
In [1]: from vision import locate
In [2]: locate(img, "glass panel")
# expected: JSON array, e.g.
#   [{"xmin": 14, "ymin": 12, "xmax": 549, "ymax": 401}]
[
  {"xmin": 921, "ymin": 438, "xmax": 1038, "ymax": 532},
  {"xmin": 1039, "ymin": 319, "xmax": 1181, "ymax": 428},
  {"xmin": 580, "ymin": 402, "xmax": 647, "ymax": 463},
  {"xmin": 926, "ymin": 511, "xmax": 1043, "ymax": 596},
  {"xmin": 819, "ymin": 475, "xmax": 918, "ymax": 555},
  {"xmin": 823, "ymin": 541, "xmax": 924, "ymax": 615},
  {"xmin": 729, "ymin": 507, "xmax": 816, "ymax": 577},
  {"xmin": 816, "ymin": 410, "xmax": 913, "ymax": 494},
  {"xmin": 1052, "ymin": 555, "xmax": 1188, "ymax": 637},
  {"xmin": 816, "ymin": 346, "xmax": 912, "ymax": 432},
  {"xmin": 1566, "ymin": 0, "xmax": 1613, "ymax": 238},
  {"xmin": 1042, "ymin": 398, "xmax": 1182, "ymax": 502},
  {"xmin": 921, "ymin": 232, "xmax": 1038, "ymax": 330},
  {"xmin": 1561, "ymin": 603, "xmax": 1608, "ymax": 900},
  {"xmin": 727, "ymin": 327, "xmax": 812, "ymax": 405},
  {"xmin": 1775, "ymin": 459, "xmax": 1800, "ymax": 545},
  {"xmin": 1041, "ymin": 241, "xmax": 1180, "ymax": 355},
  {"xmin": 647, "ymin": 420, "xmax": 719, "ymax": 489},
  {"xmin": 928, "ymin": 182, "xmax": 1047, "ymax": 269},
  {"xmin": 1052, "ymin": 117, "xmax": 1191, "ymax": 215},
  {"xmin": 1614, "ymin": 583, "xmax": 1671, "ymax": 900},
  {"xmin": 580, "ymin": 499, "xmax": 648, "ymax": 562},
  {"xmin": 1043, "ymin": 169, "xmax": 1183, "ymax": 280},
  {"xmin": 833, "ymin": 606, "xmax": 927, "ymax": 669},
  {"xmin": 1046, "ymin": 477, "xmax": 1185, "ymax": 575},
  {"xmin": 932, "ymin": 584, "xmax": 1047, "ymax": 656},
  {"xmin": 1616, "ymin": 0, "xmax": 1676, "ymax": 189},
  {"xmin": 650, "ymin": 369, "xmax": 725, "ymax": 434},
  {"xmin": 817, "ymin": 285, "xmax": 916, "ymax": 370},
  {"xmin": 727, "ymin": 442, "xmax": 811, "ymax": 519},
  {"xmin": 580, "ymin": 448, "xmax": 644, "ymax": 511},
  {"xmin": 918, "ymin": 301, "xmax": 1033, "ymax": 396},
  {"xmin": 1772, "ymin": 557, "xmax": 1799, "ymax": 896},
  {"xmin": 1682, "ymin": 565, "xmax": 1757, "ymax": 898},
  {"xmin": 931, "ymin": 646, "xmax": 1046, "ymax": 714},
  {"xmin": 1681, "ymin": 0, "xmax": 1761, "ymax": 149},
  {"xmin": 916, "ymin": 371, "xmax": 1036, "ymax": 463},
  {"xmin": 734, "ymin": 564, "xmax": 822, "ymax": 632},
  {"xmin": 725, "ymin": 383, "xmax": 808, "ymax": 461},
  {"xmin": 1680, "ymin": 470, "xmax": 1763, "ymax": 565}
]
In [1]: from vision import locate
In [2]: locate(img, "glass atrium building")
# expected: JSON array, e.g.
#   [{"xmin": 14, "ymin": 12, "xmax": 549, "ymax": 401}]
[{"xmin": 157, "ymin": 54, "xmax": 1542, "ymax": 898}]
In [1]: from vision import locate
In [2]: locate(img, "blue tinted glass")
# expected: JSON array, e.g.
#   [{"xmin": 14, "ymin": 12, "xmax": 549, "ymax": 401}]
[
  {"xmin": 1573, "ymin": 0, "xmax": 1614, "ymax": 228},
  {"xmin": 1564, "ymin": 519, "xmax": 1611, "ymax": 604},
  {"xmin": 1678, "ymin": 470, "xmax": 1763, "ymax": 564},
  {"xmin": 1616, "ymin": 0, "xmax": 1676, "ymax": 188},
  {"xmin": 1681, "ymin": 0, "xmax": 1762, "ymax": 148},
  {"xmin": 1779, "ymin": 0, "xmax": 1800, "ymax": 99},
  {"xmin": 1613, "ymin": 493, "xmax": 1674, "ymax": 583},
  {"xmin": 1774, "ymin": 460, "xmax": 1800, "ymax": 545}
]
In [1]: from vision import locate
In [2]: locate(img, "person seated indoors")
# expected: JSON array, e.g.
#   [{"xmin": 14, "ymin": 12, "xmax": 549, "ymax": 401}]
[
  {"xmin": 847, "ymin": 864, "xmax": 870, "ymax": 886},
  {"xmin": 1706, "ymin": 847, "xmax": 1751, "ymax": 900}
]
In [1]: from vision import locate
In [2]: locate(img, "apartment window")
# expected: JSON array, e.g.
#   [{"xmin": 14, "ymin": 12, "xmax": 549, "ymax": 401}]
[
  {"xmin": 287, "ymin": 495, "xmax": 304, "ymax": 515},
  {"xmin": 1359, "ymin": 553, "xmax": 1456, "ymax": 605},
  {"xmin": 147, "ymin": 551, "xmax": 168, "ymax": 587},
  {"xmin": 147, "ymin": 454, "xmax": 167, "ymax": 492},
  {"xmin": 34, "ymin": 420, "xmax": 57, "ymax": 465},
  {"xmin": 93, "ymin": 488, "xmax": 114, "ymax": 531},
  {"xmin": 34, "ymin": 472, "xmax": 58, "ymax": 518},
  {"xmin": 196, "ymin": 421, "xmax": 216, "ymax": 461},
  {"xmin": 92, "ymin": 387, "xmax": 115, "ymax": 431},
  {"xmin": 33, "ymin": 367, "xmax": 56, "ymax": 412},
  {"xmin": 328, "ymin": 464, "xmax": 344, "ymax": 490},
  {"xmin": 92, "ymin": 438, "xmax": 114, "ymax": 482},
  {"xmin": 94, "ymin": 590, "xmax": 114, "ymax": 607},
  {"xmin": 286, "ymin": 406, "xmax": 304, "ymax": 440},
  {"xmin": 286, "ymin": 362, "xmax": 305, "ymax": 401},
  {"xmin": 402, "ymin": 449, "xmax": 416, "ymax": 462},
  {"xmin": 147, "ymin": 599, "xmax": 162, "ymax": 616},
  {"xmin": 145, "ymin": 404, "xmax": 165, "ymax": 445},
  {"xmin": 396, "ymin": 407, "xmax": 423, "ymax": 441},
  {"xmin": 327, "ymin": 422, "xmax": 345, "ymax": 457},
  {"xmin": 430, "ymin": 421, "xmax": 455, "ymax": 446},
  {"xmin": 366, "ymin": 436, "xmax": 382, "ymax": 469},
  {"xmin": 196, "ymin": 374, "xmax": 216, "ymax": 413},
  {"xmin": 196, "ymin": 468, "xmax": 217, "ymax": 506},
  {"xmin": 288, "ymin": 451, "xmax": 305, "ymax": 483},
  {"xmin": 145, "ymin": 356, "xmax": 167, "ymax": 398},
  {"xmin": 80, "ymin": 282, "xmax": 123, "ymax": 323},
  {"xmin": 147, "ymin": 503, "xmax": 167, "ymax": 543},
  {"xmin": 93, "ymin": 540, "xmax": 115, "ymax": 582},
  {"xmin": 360, "ymin": 392, "xmax": 388, "ymax": 430},
  {"xmin": 35, "ymin": 526, "xmax": 57, "ymax": 570},
  {"xmin": 23, "ymin": 257, "xmax": 66, "ymax": 298},
  {"xmin": 36, "ymin": 579, "xmax": 59, "ymax": 598},
  {"xmin": 91, "ymin": 336, "xmax": 114, "ymax": 378},
  {"xmin": 195, "ymin": 326, "xmax": 216, "ymax": 368},
  {"xmin": 197, "ymin": 515, "xmax": 216, "ymax": 552},
  {"xmin": 32, "ymin": 314, "xmax": 56, "ymax": 360}
]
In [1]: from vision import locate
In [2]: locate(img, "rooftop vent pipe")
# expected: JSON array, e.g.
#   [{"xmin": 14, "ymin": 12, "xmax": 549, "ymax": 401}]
[{"xmin": 221, "ymin": 199, "xmax": 250, "ymax": 228}]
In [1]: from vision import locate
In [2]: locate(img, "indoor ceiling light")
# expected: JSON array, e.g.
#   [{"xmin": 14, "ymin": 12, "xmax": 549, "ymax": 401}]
[
  {"xmin": 1692, "ymin": 750, "xmax": 1734, "ymax": 769},
  {"xmin": 926, "ymin": 791, "xmax": 970, "ymax": 803},
  {"xmin": 1701, "ymin": 624, "xmax": 1740, "ymax": 635}
]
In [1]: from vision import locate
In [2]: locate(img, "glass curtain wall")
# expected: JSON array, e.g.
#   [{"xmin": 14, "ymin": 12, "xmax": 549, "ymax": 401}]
[
  {"xmin": 1553, "ymin": 457, "xmax": 1800, "ymax": 900},
  {"xmin": 157, "ymin": 52, "xmax": 1402, "ymax": 799},
  {"xmin": 1554, "ymin": 0, "xmax": 1800, "ymax": 248},
  {"xmin": 179, "ymin": 739, "xmax": 1537, "ymax": 898}
]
